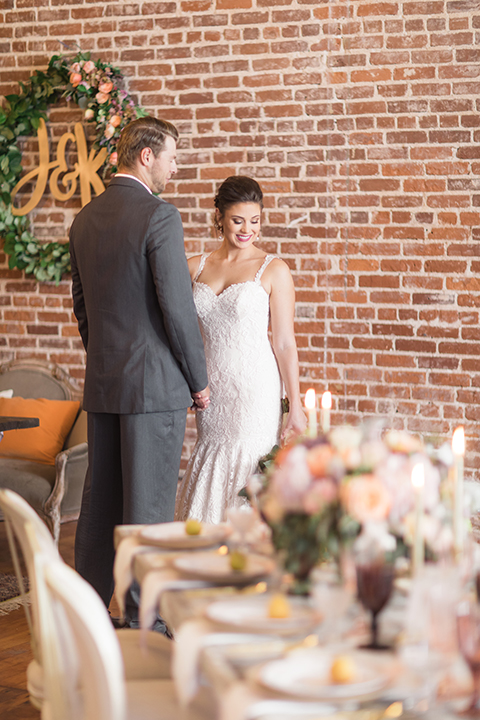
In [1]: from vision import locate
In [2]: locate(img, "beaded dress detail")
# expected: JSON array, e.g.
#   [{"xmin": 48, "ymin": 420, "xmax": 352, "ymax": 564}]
[{"xmin": 175, "ymin": 253, "xmax": 282, "ymax": 524}]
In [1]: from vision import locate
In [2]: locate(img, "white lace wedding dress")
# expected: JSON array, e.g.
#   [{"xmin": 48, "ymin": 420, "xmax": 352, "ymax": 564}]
[{"xmin": 174, "ymin": 253, "xmax": 282, "ymax": 524}]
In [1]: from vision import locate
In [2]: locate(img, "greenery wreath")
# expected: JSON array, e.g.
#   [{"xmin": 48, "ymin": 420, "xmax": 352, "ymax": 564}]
[{"xmin": 0, "ymin": 51, "xmax": 145, "ymax": 283}]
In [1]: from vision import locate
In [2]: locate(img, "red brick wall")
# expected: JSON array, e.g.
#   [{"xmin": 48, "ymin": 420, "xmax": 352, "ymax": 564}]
[{"xmin": 1, "ymin": 0, "xmax": 480, "ymax": 475}]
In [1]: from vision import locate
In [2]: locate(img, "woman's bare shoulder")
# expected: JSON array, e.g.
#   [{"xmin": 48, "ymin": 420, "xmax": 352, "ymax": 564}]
[
  {"xmin": 266, "ymin": 256, "xmax": 292, "ymax": 279},
  {"xmin": 187, "ymin": 254, "xmax": 203, "ymax": 280},
  {"xmin": 261, "ymin": 256, "xmax": 293, "ymax": 292}
]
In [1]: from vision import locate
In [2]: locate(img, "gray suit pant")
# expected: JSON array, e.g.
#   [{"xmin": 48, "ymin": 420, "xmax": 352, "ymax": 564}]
[{"xmin": 74, "ymin": 409, "xmax": 188, "ymax": 614}]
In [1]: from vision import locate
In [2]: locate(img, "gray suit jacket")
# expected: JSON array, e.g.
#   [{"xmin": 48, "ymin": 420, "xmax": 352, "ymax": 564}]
[{"xmin": 70, "ymin": 176, "xmax": 208, "ymax": 414}]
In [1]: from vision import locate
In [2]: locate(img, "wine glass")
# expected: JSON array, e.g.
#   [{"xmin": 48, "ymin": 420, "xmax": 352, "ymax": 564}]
[
  {"xmin": 226, "ymin": 506, "xmax": 258, "ymax": 550},
  {"xmin": 355, "ymin": 558, "xmax": 394, "ymax": 650},
  {"xmin": 457, "ymin": 598, "xmax": 480, "ymax": 716}
]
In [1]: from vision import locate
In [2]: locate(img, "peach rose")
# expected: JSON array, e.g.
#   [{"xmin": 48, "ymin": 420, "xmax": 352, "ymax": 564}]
[
  {"xmin": 306, "ymin": 443, "xmax": 334, "ymax": 478},
  {"xmin": 84, "ymin": 108, "xmax": 95, "ymax": 120},
  {"xmin": 109, "ymin": 151, "xmax": 118, "ymax": 166},
  {"xmin": 341, "ymin": 474, "xmax": 391, "ymax": 524},
  {"xmin": 69, "ymin": 72, "xmax": 82, "ymax": 88},
  {"xmin": 70, "ymin": 62, "xmax": 81, "ymax": 73},
  {"xmin": 99, "ymin": 81, "xmax": 114, "ymax": 94},
  {"xmin": 96, "ymin": 91, "xmax": 109, "ymax": 104},
  {"xmin": 83, "ymin": 60, "xmax": 95, "ymax": 74},
  {"xmin": 104, "ymin": 124, "xmax": 115, "ymax": 139},
  {"xmin": 110, "ymin": 114, "xmax": 122, "ymax": 127}
]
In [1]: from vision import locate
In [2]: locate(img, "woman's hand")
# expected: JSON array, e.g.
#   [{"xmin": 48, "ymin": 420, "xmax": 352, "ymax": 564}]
[{"xmin": 281, "ymin": 404, "xmax": 307, "ymax": 444}]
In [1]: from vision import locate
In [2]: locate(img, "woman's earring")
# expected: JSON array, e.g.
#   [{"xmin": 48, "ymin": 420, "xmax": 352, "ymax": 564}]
[{"xmin": 218, "ymin": 233, "xmax": 223, "ymax": 242}]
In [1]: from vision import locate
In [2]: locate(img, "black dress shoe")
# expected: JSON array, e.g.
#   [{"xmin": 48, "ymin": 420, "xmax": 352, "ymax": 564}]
[{"xmin": 110, "ymin": 615, "xmax": 127, "ymax": 629}]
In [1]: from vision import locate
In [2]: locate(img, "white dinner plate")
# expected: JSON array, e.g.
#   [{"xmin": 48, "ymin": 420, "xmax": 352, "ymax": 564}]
[
  {"xmin": 205, "ymin": 594, "xmax": 322, "ymax": 635},
  {"xmin": 254, "ymin": 648, "xmax": 395, "ymax": 701},
  {"xmin": 173, "ymin": 551, "xmax": 275, "ymax": 584},
  {"xmin": 138, "ymin": 521, "xmax": 231, "ymax": 550}
]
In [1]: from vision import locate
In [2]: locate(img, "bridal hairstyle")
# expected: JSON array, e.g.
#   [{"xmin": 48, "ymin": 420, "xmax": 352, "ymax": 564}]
[
  {"xmin": 214, "ymin": 176, "xmax": 264, "ymax": 230},
  {"xmin": 117, "ymin": 116, "xmax": 179, "ymax": 170}
]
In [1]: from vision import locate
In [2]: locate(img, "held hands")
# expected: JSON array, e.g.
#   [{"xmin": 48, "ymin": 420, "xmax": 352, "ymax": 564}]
[
  {"xmin": 281, "ymin": 404, "xmax": 307, "ymax": 444},
  {"xmin": 191, "ymin": 386, "xmax": 210, "ymax": 411}
]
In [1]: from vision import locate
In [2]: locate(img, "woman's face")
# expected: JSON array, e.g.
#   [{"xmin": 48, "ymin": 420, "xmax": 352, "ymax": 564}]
[{"xmin": 217, "ymin": 202, "xmax": 262, "ymax": 249}]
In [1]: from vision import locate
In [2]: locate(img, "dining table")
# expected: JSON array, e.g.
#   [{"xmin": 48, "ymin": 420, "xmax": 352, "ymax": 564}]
[{"xmin": 113, "ymin": 521, "xmax": 474, "ymax": 720}]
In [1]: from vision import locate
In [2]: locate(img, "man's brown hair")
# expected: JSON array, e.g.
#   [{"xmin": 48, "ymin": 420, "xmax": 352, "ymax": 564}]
[{"xmin": 117, "ymin": 116, "xmax": 179, "ymax": 170}]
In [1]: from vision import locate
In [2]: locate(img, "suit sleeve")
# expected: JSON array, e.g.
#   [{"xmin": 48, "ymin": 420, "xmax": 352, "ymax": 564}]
[
  {"xmin": 69, "ymin": 228, "xmax": 88, "ymax": 352},
  {"xmin": 146, "ymin": 202, "xmax": 208, "ymax": 394}
]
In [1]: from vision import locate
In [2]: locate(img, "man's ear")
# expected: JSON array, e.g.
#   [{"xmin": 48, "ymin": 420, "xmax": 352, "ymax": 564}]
[{"xmin": 139, "ymin": 146, "xmax": 152, "ymax": 167}]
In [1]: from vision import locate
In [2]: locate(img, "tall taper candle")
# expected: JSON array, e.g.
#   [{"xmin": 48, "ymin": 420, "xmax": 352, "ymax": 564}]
[
  {"xmin": 452, "ymin": 426, "xmax": 465, "ymax": 557},
  {"xmin": 304, "ymin": 388, "xmax": 317, "ymax": 438},
  {"xmin": 321, "ymin": 391, "xmax": 332, "ymax": 434},
  {"xmin": 411, "ymin": 463, "xmax": 425, "ymax": 575}
]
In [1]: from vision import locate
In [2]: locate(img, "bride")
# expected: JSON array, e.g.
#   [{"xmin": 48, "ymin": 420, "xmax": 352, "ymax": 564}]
[{"xmin": 174, "ymin": 176, "xmax": 306, "ymax": 524}]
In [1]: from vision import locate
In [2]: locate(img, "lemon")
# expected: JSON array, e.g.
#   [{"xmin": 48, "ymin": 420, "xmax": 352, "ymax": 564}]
[
  {"xmin": 330, "ymin": 655, "xmax": 356, "ymax": 684},
  {"xmin": 185, "ymin": 519, "xmax": 202, "ymax": 535},
  {"xmin": 268, "ymin": 593, "xmax": 291, "ymax": 619},
  {"xmin": 229, "ymin": 550, "xmax": 247, "ymax": 571}
]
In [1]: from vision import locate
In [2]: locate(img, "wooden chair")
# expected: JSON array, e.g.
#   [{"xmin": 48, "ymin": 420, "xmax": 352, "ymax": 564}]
[
  {"xmin": 31, "ymin": 529, "xmax": 216, "ymax": 720},
  {"xmin": 0, "ymin": 490, "xmax": 192, "ymax": 711}
]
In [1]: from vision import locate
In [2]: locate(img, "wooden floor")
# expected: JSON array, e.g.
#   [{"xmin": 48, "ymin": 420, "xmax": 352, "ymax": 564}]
[{"xmin": 0, "ymin": 520, "xmax": 77, "ymax": 719}]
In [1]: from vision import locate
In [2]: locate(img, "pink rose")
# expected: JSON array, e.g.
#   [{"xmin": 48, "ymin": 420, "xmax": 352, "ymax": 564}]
[
  {"xmin": 341, "ymin": 474, "xmax": 391, "ymax": 524},
  {"xmin": 303, "ymin": 478, "xmax": 338, "ymax": 515},
  {"xmin": 96, "ymin": 91, "xmax": 109, "ymax": 104},
  {"xmin": 70, "ymin": 62, "xmax": 81, "ymax": 73},
  {"xmin": 69, "ymin": 72, "xmax": 82, "ymax": 88},
  {"xmin": 109, "ymin": 152, "xmax": 118, "ymax": 166},
  {"xmin": 110, "ymin": 114, "xmax": 122, "ymax": 128},
  {"xmin": 104, "ymin": 124, "xmax": 115, "ymax": 139},
  {"xmin": 83, "ymin": 60, "xmax": 95, "ymax": 74},
  {"xmin": 99, "ymin": 81, "xmax": 114, "ymax": 94},
  {"xmin": 84, "ymin": 108, "xmax": 95, "ymax": 120}
]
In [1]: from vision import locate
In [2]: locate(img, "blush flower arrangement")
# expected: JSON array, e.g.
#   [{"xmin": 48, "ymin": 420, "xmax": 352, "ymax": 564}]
[{"xmin": 252, "ymin": 424, "xmax": 454, "ymax": 593}]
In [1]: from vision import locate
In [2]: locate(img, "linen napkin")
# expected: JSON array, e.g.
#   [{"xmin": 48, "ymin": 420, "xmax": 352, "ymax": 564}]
[
  {"xmin": 140, "ymin": 570, "xmax": 211, "ymax": 642},
  {"xmin": 172, "ymin": 618, "xmax": 287, "ymax": 708},
  {"xmin": 113, "ymin": 533, "xmax": 165, "ymax": 618},
  {"xmin": 219, "ymin": 681, "xmax": 343, "ymax": 720}
]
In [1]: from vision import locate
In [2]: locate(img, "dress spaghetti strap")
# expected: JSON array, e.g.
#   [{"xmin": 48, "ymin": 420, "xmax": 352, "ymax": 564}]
[
  {"xmin": 193, "ymin": 253, "xmax": 210, "ymax": 283},
  {"xmin": 254, "ymin": 254, "xmax": 276, "ymax": 283}
]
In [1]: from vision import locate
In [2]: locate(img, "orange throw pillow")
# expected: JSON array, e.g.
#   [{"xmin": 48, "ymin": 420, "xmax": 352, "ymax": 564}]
[{"xmin": 0, "ymin": 397, "xmax": 81, "ymax": 465}]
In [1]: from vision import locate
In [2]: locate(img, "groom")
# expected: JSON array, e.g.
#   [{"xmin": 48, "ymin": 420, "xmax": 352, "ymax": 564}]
[{"xmin": 70, "ymin": 116, "xmax": 209, "ymax": 627}]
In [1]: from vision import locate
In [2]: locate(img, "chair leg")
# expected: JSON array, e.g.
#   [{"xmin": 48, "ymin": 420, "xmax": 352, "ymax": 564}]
[{"xmin": 43, "ymin": 511, "xmax": 60, "ymax": 546}]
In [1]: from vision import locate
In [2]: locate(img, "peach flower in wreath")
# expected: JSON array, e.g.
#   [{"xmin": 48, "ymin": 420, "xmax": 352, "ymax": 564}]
[
  {"xmin": 99, "ymin": 81, "xmax": 114, "ymax": 94},
  {"xmin": 110, "ymin": 114, "xmax": 122, "ymax": 128},
  {"xmin": 109, "ymin": 151, "xmax": 118, "ymax": 166},
  {"xmin": 70, "ymin": 62, "xmax": 81, "ymax": 73},
  {"xmin": 104, "ymin": 124, "xmax": 115, "ymax": 140},
  {"xmin": 341, "ymin": 473, "xmax": 391, "ymax": 524},
  {"xmin": 69, "ymin": 72, "xmax": 82, "ymax": 88},
  {"xmin": 83, "ymin": 60, "xmax": 95, "ymax": 74},
  {"xmin": 96, "ymin": 91, "xmax": 110, "ymax": 104}
]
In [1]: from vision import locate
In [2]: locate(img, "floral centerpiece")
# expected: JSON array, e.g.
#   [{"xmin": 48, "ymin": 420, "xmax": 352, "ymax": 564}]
[{"xmin": 250, "ymin": 423, "xmax": 455, "ymax": 594}]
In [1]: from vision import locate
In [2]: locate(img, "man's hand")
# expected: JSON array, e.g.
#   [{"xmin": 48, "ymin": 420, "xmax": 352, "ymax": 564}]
[{"xmin": 191, "ymin": 386, "xmax": 210, "ymax": 410}]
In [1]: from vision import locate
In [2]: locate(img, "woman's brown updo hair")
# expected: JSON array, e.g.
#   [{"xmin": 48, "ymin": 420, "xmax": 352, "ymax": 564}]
[{"xmin": 214, "ymin": 176, "xmax": 263, "ymax": 231}]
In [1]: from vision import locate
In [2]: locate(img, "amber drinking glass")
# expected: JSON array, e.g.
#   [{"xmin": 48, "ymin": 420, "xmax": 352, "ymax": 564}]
[{"xmin": 356, "ymin": 559, "xmax": 394, "ymax": 650}]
